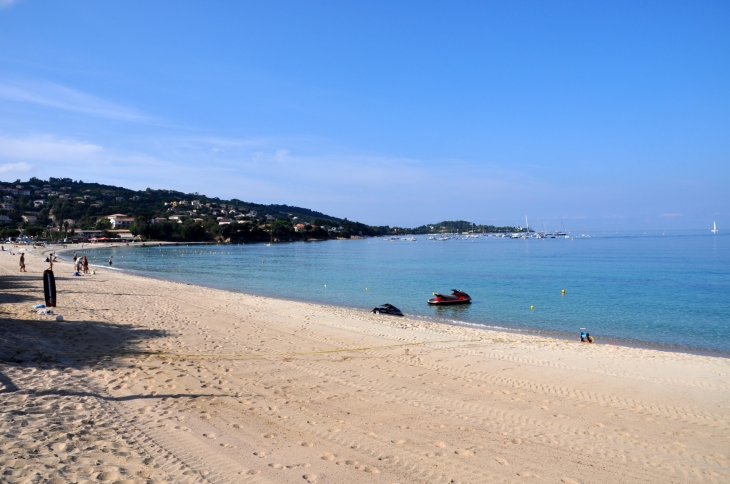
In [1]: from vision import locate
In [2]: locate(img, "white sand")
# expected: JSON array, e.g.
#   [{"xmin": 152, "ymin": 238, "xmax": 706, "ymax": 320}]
[{"xmin": 1, "ymin": 245, "xmax": 728, "ymax": 483}]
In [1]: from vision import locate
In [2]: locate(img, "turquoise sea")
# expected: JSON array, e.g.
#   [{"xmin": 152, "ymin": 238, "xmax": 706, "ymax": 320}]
[{"xmin": 74, "ymin": 230, "xmax": 730, "ymax": 354}]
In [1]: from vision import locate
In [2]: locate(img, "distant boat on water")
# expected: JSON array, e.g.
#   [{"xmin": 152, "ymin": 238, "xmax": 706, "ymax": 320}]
[{"xmin": 711, "ymin": 221, "xmax": 718, "ymax": 234}]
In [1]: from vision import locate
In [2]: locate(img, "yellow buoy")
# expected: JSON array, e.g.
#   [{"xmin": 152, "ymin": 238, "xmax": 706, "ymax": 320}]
[
  {"xmin": 561, "ymin": 289, "xmax": 566, "ymax": 294},
  {"xmin": 366, "ymin": 287, "xmax": 368, "ymax": 290},
  {"xmin": 530, "ymin": 305, "xmax": 534, "ymax": 309}
]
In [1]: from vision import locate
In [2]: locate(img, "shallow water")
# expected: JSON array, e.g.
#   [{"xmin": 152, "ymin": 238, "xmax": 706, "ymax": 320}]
[{"xmin": 74, "ymin": 230, "xmax": 730, "ymax": 353}]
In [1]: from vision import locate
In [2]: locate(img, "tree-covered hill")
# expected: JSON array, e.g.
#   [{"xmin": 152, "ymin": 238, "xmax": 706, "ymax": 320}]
[{"xmin": 0, "ymin": 177, "xmax": 524, "ymax": 242}]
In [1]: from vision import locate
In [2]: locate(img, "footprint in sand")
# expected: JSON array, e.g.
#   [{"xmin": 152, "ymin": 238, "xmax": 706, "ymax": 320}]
[
  {"xmin": 430, "ymin": 440, "xmax": 446, "ymax": 448},
  {"xmin": 303, "ymin": 474, "xmax": 317, "ymax": 483},
  {"xmin": 561, "ymin": 479, "xmax": 579, "ymax": 484},
  {"xmin": 392, "ymin": 439, "xmax": 406, "ymax": 445},
  {"xmin": 320, "ymin": 453, "xmax": 335, "ymax": 461},
  {"xmin": 455, "ymin": 449, "xmax": 473, "ymax": 456},
  {"xmin": 264, "ymin": 433, "xmax": 276, "ymax": 438},
  {"xmin": 495, "ymin": 457, "xmax": 509, "ymax": 465}
]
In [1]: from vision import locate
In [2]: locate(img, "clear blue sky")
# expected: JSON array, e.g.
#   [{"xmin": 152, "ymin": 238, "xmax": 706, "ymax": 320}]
[{"xmin": 0, "ymin": 1, "xmax": 727, "ymax": 229}]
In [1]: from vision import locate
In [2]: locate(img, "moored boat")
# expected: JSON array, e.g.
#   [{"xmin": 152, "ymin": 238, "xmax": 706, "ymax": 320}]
[{"xmin": 428, "ymin": 289, "xmax": 472, "ymax": 305}]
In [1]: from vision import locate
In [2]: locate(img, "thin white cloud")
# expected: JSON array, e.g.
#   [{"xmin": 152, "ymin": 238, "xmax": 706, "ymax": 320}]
[
  {"xmin": 0, "ymin": 134, "xmax": 187, "ymax": 191},
  {"xmin": 0, "ymin": 80, "xmax": 146, "ymax": 122},
  {"xmin": 661, "ymin": 213, "xmax": 683, "ymax": 218},
  {"xmin": 0, "ymin": 0, "xmax": 22, "ymax": 8},
  {"xmin": 0, "ymin": 135, "xmax": 103, "ymax": 161},
  {"xmin": 0, "ymin": 161, "xmax": 31, "ymax": 174}
]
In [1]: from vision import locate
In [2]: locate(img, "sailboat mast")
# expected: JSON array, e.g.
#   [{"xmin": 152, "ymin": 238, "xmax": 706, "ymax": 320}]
[{"xmin": 525, "ymin": 216, "xmax": 529, "ymax": 232}]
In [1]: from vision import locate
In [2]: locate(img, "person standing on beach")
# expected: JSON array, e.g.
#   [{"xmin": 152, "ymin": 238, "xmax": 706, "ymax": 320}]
[
  {"xmin": 19, "ymin": 252, "xmax": 26, "ymax": 272},
  {"xmin": 83, "ymin": 256, "xmax": 89, "ymax": 274},
  {"xmin": 109, "ymin": 255, "xmax": 113, "ymax": 266},
  {"xmin": 73, "ymin": 252, "xmax": 77, "ymax": 264}
]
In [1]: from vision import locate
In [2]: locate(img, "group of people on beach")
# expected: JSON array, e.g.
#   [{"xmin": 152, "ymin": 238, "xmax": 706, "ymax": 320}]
[{"xmin": 72, "ymin": 253, "xmax": 90, "ymax": 274}]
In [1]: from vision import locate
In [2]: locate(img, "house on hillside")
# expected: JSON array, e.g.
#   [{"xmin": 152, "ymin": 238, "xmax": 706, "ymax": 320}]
[
  {"xmin": 33, "ymin": 200, "xmax": 45, "ymax": 207},
  {"xmin": 151, "ymin": 217, "xmax": 167, "ymax": 224},
  {"xmin": 106, "ymin": 214, "xmax": 134, "ymax": 228},
  {"xmin": 22, "ymin": 215, "xmax": 37, "ymax": 223}
]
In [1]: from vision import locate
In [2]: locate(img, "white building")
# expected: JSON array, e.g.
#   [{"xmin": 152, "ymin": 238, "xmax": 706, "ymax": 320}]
[{"xmin": 106, "ymin": 214, "xmax": 134, "ymax": 228}]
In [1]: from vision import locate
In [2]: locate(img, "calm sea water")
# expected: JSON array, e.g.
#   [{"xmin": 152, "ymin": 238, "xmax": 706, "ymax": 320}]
[{"xmin": 74, "ymin": 230, "xmax": 730, "ymax": 353}]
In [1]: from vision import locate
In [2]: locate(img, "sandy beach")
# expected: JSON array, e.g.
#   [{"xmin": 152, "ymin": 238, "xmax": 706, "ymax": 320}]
[{"xmin": 1, "ymin": 246, "xmax": 729, "ymax": 484}]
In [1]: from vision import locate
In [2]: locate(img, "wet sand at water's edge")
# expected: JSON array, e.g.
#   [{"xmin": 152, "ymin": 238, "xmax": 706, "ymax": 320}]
[{"xmin": 1, "ymin": 247, "xmax": 729, "ymax": 483}]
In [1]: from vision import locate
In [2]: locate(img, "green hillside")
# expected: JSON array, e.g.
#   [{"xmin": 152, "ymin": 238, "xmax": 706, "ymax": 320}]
[{"xmin": 0, "ymin": 177, "xmax": 523, "ymax": 242}]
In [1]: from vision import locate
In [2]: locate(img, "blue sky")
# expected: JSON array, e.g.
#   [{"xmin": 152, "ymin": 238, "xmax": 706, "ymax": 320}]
[{"xmin": 0, "ymin": 1, "xmax": 727, "ymax": 229}]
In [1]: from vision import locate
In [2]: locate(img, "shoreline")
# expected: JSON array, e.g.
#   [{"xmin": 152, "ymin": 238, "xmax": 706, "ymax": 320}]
[
  {"xmin": 49, "ymin": 242, "xmax": 730, "ymax": 359},
  {"xmin": 2, "ymin": 245, "xmax": 729, "ymax": 483}
]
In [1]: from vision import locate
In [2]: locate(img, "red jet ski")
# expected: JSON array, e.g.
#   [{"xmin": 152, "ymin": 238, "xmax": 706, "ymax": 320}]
[{"xmin": 428, "ymin": 289, "xmax": 472, "ymax": 305}]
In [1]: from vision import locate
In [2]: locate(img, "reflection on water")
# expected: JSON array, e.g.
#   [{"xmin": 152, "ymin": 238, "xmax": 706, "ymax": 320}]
[{"xmin": 431, "ymin": 303, "xmax": 473, "ymax": 319}]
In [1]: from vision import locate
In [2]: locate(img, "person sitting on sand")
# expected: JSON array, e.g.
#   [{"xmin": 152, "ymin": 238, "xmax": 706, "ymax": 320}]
[{"xmin": 19, "ymin": 253, "xmax": 26, "ymax": 272}]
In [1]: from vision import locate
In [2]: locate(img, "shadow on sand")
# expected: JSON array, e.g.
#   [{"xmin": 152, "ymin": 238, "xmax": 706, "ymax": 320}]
[
  {"xmin": 0, "ymin": 274, "xmax": 236, "ymax": 403},
  {"xmin": 0, "ymin": 275, "xmax": 43, "ymax": 305}
]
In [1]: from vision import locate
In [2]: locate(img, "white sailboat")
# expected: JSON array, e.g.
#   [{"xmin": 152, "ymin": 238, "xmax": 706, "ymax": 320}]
[{"xmin": 711, "ymin": 221, "xmax": 718, "ymax": 234}]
